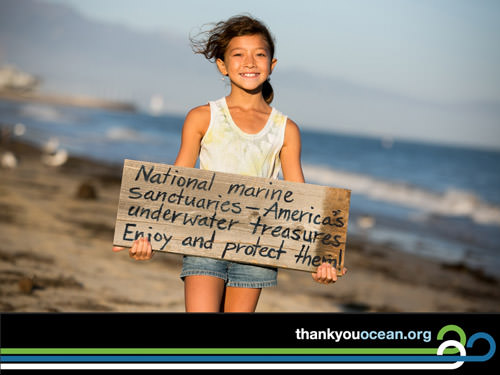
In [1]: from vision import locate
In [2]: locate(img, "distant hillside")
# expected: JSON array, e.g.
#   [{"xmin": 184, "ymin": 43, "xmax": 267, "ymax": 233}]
[{"xmin": 0, "ymin": 0, "xmax": 221, "ymax": 112}]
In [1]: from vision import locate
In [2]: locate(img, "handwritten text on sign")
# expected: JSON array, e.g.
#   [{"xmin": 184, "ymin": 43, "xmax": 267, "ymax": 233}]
[{"xmin": 113, "ymin": 160, "xmax": 351, "ymax": 274}]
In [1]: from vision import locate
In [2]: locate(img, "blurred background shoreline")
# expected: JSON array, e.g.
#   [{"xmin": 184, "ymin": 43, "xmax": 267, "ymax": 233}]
[
  {"xmin": 0, "ymin": 88, "xmax": 136, "ymax": 112},
  {"xmin": 2, "ymin": 96, "xmax": 499, "ymax": 279}
]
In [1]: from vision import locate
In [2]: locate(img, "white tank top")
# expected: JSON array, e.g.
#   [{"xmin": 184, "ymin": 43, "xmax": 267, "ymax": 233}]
[{"xmin": 199, "ymin": 97, "xmax": 287, "ymax": 178}]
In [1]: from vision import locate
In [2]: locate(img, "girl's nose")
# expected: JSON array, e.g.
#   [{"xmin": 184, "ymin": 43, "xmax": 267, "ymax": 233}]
[{"xmin": 243, "ymin": 54, "xmax": 256, "ymax": 67}]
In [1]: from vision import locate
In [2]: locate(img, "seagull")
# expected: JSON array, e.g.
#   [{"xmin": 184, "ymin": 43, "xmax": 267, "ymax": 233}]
[
  {"xmin": 357, "ymin": 215, "xmax": 375, "ymax": 230},
  {"xmin": 42, "ymin": 148, "xmax": 68, "ymax": 167},
  {"xmin": 1, "ymin": 151, "xmax": 18, "ymax": 169}
]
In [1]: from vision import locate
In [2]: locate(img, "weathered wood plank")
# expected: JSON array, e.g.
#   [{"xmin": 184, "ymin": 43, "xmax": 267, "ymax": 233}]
[{"xmin": 113, "ymin": 159, "xmax": 351, "ymax": 274}]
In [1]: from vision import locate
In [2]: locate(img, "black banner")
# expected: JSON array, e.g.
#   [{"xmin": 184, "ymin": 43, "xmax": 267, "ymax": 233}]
[{"xmin": 1, "ymin": 313, "xmax": 498, "ymax": 372}]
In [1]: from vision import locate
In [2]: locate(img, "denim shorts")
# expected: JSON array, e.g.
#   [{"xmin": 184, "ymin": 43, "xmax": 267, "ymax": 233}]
[{"xmin": 180, "ymin": 255, "xmax": 278, "ymax": 288}]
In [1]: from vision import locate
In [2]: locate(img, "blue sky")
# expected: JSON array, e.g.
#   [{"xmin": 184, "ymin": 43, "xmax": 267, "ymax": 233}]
[
  {"xmin": 44, "ymin": 0, "xmax": 500, "ymax": 102},
  {"xmin": 41, "ymin": 0, "xmax": 500, "ymax": 148}
]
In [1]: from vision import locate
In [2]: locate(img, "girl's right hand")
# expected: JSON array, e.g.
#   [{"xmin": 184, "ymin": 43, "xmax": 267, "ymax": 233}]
[{"xmin": 112, "ymin": 237, "xmax": 153, "ymax": 261}]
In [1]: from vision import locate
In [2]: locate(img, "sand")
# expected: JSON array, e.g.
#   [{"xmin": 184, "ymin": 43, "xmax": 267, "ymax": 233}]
[{"xmin": 1, "ymin": 139, "xmax": 499, "ymax": 313}]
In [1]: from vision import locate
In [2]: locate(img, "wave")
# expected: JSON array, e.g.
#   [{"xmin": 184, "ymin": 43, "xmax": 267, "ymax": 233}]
[
  {"xmin": 303, "ymin": 164, "xmax": 500, "ymax": 226},
  {"xmin": 105, "ymin": 126, "xmax": 147, "ymax": 142},
  {"xmin": 19, "ymin": 103, "xmax": 72, "ymax": 123}
]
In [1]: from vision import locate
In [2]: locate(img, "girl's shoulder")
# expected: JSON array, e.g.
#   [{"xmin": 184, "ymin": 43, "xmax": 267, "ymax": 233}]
[
  {"xmin": 285, "ymin": 117, "xmax": 300, "ymax": 130},
  {"xmin": 186, "ymin": 103, "xmax": 211, "ymax": 119},
  {"xmin": 284, "ymin": 117, "xmax": 301, "ymax": 140},
  {"xmin": 183, "ymin": 104, "xmax": 211, "ymax": 136},
  {"xmin": 185, "ymin": 103, "xmax": 211, "ymax": 125}
]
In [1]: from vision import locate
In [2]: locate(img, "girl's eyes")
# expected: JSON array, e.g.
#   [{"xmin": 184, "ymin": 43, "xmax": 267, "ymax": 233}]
[{"xmin": 232, "ymin": 53, "xmax": 267, "ymax": 57}]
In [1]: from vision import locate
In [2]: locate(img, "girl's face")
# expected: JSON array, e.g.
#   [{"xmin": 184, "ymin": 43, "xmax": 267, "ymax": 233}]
[{"xmin": 216, "ymin": 34, "xmax": 277, "ymax": 94}]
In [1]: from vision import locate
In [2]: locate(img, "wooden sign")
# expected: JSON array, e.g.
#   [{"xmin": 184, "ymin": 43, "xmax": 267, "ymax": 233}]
[{"xmin": 113, "ymin": 160, "xmax": 351, "ymax": 274}]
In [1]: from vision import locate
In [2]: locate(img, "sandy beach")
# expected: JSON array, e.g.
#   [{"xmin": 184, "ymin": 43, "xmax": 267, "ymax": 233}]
[{"xmin": 1, "ymin": 138, "xmax": 499, "ymax": 313}]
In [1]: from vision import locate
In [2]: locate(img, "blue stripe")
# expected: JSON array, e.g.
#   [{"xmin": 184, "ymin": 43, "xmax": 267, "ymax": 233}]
[{"xmin": 0, "ymin": 355, "xmax": 479, "ymax": 363}]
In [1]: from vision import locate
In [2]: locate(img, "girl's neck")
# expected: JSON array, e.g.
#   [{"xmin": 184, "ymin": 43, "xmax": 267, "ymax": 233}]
[{"xmin": 225, "ymin": 90, "xmax": 270, "ymax": 112}]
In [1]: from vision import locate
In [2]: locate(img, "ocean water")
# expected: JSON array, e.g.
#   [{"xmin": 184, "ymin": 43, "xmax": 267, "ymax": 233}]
[{"xmin": 1, "ymin": 100, "xmax": 499, "ymax": 278}]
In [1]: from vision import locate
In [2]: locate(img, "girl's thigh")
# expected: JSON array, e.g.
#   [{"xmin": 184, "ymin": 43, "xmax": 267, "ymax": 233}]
[
  {"xmin": 223, "ymin": 286, "xmax": 262, "ymax": 312},
  {"xmin": 184, "ymin": 275, "xmax": 225, "ymax": 312}
]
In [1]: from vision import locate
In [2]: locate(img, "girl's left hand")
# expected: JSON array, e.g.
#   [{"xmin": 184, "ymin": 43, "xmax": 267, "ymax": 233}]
[{"xmin": 312, "ymin": 263, "xmax": 347, "ymax": 284}]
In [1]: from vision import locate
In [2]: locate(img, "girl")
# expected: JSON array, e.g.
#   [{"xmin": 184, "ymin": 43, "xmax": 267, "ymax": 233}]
[{"xmin": 113, "ymin": 15, "xmax": 346, "ymax": 312}]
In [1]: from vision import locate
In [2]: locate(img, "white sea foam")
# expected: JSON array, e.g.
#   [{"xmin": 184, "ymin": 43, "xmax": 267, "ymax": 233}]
[
  {"xmin": 20, "ymin": 103, "xmax": 70, "ymax": 123},
  {"xmin": 303, "ymin": 164, "xmax": 500, "ymax": 226},
  {"xmin": 106, "ymin": 126, "xmax": 145, "ymax": 141}
]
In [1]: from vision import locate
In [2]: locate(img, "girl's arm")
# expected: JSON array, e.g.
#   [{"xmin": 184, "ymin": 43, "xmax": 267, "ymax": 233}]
[
  {"xmin": 112, "ymin": 105, "xmax": 210, "ymax": 259},
  {"xmin": 280, "ymin": 119, "xmax": 347, "ymax": 284},
  {"xmin": 280, "ymin": 119, "xmax": 305, "ymax": 183},
  {"xmin": 174, "ymin": 105, "xmax": 210, "ymax": 168}
]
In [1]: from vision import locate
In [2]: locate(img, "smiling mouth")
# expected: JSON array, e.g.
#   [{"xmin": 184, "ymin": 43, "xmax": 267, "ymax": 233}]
[{"xmin": 240, "ymin": 73, "xmax": 260, "ymax": 78}]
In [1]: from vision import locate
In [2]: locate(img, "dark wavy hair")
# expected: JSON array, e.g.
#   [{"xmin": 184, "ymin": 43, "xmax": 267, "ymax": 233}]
[{"xmin": 190, "ymin": 14, "xmax": 276, "ymax": 104}]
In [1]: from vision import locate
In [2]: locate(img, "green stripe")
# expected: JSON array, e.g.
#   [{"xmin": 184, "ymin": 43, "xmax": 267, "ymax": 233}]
[
  {"xmin": 0, "ymin": 325, "xmax": 465, "ymax": 357},
  {"xmin": 1, "ymin": 347, "xmax": 457, "ymax": 355}
]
